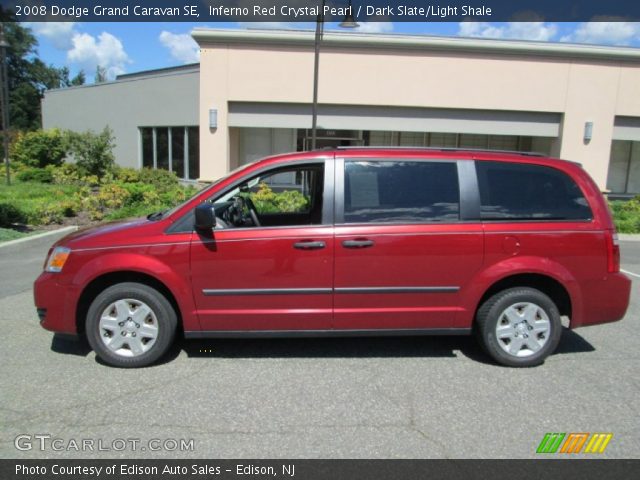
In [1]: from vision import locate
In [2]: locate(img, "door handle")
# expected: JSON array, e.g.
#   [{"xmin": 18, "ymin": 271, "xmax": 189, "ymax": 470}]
[
  {"xmin": 293, "ymin": 241, "xmax": 326, "ymax": 250},
  {"xmin": 342, "ymin": 239, "xmax": 374, "ymax": 249}
]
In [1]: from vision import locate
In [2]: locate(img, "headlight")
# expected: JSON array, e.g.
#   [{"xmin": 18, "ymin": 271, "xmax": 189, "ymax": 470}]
[{"xmin": 45, "ymin": 247, "xmax": 71, "ymax": 273}]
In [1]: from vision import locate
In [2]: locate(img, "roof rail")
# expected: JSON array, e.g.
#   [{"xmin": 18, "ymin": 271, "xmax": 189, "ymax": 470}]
[{"xmin": 333, "ymin": 146, "xmax": 545, "ymax": 157}]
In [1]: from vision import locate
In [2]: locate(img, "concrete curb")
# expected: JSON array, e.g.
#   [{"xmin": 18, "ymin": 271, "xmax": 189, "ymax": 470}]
[
  {"xmin": 619, "ymin": 234, "xmax": 640, "ymax": 242},
  {"xmin": 0, "ymin": 226, "xmax": 78, "ymax": 249}
]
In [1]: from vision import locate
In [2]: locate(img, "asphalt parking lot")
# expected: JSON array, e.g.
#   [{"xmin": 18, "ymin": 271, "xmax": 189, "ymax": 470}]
[{"xmin": 0, "ymin": 230, "xmax": 638, "ymax": 459}]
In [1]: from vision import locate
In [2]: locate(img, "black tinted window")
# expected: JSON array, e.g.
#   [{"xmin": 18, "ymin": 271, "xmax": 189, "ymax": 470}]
[
  {"xmin": 343, "ymin": 161, "xmax": 459, "ymax": 223},
  {"xmin": 477, "ymin": 161, "xmax": 592, "ymax": 220}
]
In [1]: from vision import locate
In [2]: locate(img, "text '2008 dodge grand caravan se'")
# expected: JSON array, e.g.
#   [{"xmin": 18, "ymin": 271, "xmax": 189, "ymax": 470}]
[{"xmin": 34, "ymin": 148, "xmax": 631, "ymax": 368}]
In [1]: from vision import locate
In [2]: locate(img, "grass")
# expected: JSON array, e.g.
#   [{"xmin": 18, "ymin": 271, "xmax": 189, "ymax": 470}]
[
  {"xmin": 0, "ymin": 227, "xmax": 28, "ymax": 242},
  {"xmin": 0, "ymin": 181, "xmax": 80, "ymax": 201},
  {"xmin": 0, "ymin": 182, "xmax": 82, "ymax": 226}
]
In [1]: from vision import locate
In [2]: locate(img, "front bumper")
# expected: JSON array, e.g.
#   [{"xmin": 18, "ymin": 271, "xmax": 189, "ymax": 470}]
[{"xmin": 33, "ymin": 272, "xmax": 79, "ymax": 334}]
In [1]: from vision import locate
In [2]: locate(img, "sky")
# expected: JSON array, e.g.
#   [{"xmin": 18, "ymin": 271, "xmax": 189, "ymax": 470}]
[{"xmin": 24, "ymin": 21, "xmax": 640, "ymax": 82}]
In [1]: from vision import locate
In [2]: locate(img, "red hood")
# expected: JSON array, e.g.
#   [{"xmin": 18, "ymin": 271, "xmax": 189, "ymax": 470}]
[{"xmin": 54, "ymin": 217, "xmax": 162, "ymax": 250}]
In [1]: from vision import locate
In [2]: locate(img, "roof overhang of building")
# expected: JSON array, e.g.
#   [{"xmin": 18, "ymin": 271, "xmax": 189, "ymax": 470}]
[{"xmin": 192, "ymin": 28, "xmax": 640, "ymax": 63}]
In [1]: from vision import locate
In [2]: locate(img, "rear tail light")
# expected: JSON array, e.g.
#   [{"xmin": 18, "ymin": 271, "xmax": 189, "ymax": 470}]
[{"xmin": 605, "ymin": 230, "xmax": 620, "ymax": 274}]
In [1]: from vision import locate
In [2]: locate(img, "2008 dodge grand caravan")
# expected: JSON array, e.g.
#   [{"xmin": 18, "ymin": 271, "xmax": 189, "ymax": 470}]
[{"xmin": 34, "ymin": 148, "xmax": 631, "ymax": 368}]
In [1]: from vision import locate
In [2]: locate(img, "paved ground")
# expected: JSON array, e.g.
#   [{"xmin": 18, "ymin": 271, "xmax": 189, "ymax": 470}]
[{"xmin": 0, "ymin": 231, "xmax": 638, "ymax": 459}]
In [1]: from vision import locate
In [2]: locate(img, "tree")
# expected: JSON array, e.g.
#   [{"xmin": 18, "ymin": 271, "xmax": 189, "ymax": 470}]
[
  {"xmin": 65, "ymin": 127, "xmax": 115, "ymax": 178},
  {"xmin": 94, "ymin": 65, "xmax": 108, "ymax": 84},
  {"xmin": 58, "ymin": 67, "xmax": 86, "ymax": 87},
  {"xmin": 0, "ymin": 17, "xmax": 82, "ymax": 130},
  {"xmin": 71, "ymin": 70, "xmax": 86, "ymax": 86},
  {"xmin": 11, "ymin": 128, "xmax": 67, "ymax": 168}
]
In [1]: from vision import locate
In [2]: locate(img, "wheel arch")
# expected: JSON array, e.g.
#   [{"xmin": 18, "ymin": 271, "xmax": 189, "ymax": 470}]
[
  {"xmin": 474, "ymin": 273, "xmax": 572, "ymax": 325},
  {"xmin": 75, "ymin": 271, "xmax": 183, "ymax": 335}
]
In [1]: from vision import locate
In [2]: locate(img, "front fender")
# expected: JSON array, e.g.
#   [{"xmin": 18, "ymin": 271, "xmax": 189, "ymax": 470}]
[
  {"xmin": 455, "ymin": 256, "xmax": 581, "ymax": 328},
  {"xmin": 68, "ymin": 248, "xmax": 199, "ymax": 331}
]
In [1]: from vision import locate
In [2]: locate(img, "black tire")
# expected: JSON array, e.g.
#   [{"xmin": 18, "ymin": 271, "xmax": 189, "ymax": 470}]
[
  {"xmin": 86, "ymin": 282, "xmax": 177, "ymax": 368},
  {"xmin": 476, "ymin": 287, "xmax": 562, "ymax": 367}
]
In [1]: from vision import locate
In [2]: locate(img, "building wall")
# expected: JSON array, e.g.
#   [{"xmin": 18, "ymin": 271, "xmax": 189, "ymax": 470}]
[
  {"xmin": 196, "ymin": 30, "xmax": 640, "ymax": 189},
  {"xmin": 42, "ymin": 68, "xmax": 199, "ymax": 169}
]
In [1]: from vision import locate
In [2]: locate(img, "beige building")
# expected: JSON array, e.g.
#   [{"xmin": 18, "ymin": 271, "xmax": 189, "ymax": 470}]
[{"xmin": 193, "ymin": 29, "xmax": 640, "ymax": 195}]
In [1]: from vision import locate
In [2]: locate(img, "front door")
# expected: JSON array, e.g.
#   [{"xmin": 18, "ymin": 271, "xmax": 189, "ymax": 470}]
[
  {"xmin": 333, "ymin": 158, "xmax": 484, "ymax": 331},
  {"xmin": 190, "ymin": 160, "xmax": 335, "ymax": 332}
]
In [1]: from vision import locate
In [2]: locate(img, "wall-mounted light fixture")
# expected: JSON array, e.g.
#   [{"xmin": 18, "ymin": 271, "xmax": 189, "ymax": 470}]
[
  {"xmin": 584, "ymin": 121, "xmax": 593, "ymax": 142},
  {"xmin": 209, "ymin": 109, "xmax": 218, "ymax": 129}
]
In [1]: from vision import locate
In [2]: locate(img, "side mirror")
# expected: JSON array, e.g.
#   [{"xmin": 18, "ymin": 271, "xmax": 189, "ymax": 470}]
[{"xmin": 194, "ymin": 204, "xmax": 215, "ymax": 231}]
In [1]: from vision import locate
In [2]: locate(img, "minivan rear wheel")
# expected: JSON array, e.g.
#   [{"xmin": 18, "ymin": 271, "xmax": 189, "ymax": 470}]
[
  {"xmin": 86, "ymin": 283, "xmax": 177, "ymax": 368},
  {"xmin": 476, "ymin": 287, "xmax": 562, "ymax": 367}
]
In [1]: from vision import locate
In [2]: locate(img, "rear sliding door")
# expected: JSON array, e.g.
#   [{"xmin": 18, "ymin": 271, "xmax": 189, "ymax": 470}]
[{"xmin": 333, "ymin": 158, "xmax": 484, "ymax": 331}]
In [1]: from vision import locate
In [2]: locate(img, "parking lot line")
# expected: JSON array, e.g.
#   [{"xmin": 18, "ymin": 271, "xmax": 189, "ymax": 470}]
[{"xmin": 621, "ymin": 269, "xmax": 640, "ymax": 279}]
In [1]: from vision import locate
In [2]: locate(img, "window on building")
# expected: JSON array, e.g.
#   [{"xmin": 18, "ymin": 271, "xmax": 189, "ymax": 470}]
[
  {"xmin": 343, "ymin": 161, "xmax": 460, "ymax": 224},
  {"xmin": 139, "ymin": 126, "xmax": 199, "ymax": 180},
  {"xmin": 362, "ymin": 131, "xmax": 553, "ymax": 155},
  {"xmin": 428, "ymin": 133, "xmax": 458, "ymax": 147},
  {"xmin": 188, "ymin": 127, "xmax": 199, "ymax": 180},
  {"xmin": 156, "ymin": 128, "xmax": 169, "ymax": 171},
  {"xmin": 368, "ymin": 131, "xmax": 396, "ymax": 146},
  {"xmin": 171, "ymin": 128, "xmax": 185, "ymax": 179},
  {"xmin": 459, "ymin": 134, "xmax": 489, "ymax": 149},
  {"xmin": 477, "ymin": 161, "xmax": 592, "ymax": 221},
  {"xmin": 607, "ymin": 140, "xmax": 640, "ymax": 194},
  {"xmin": 398, "ymin": 132, "xmax": 426, "ymax": 146},
  {"xmin": 487, "ymin": 135, "xmax": 519, "ymax": 151},
  {"xmin": 141, "ymin": 128, "xmax": 154, "ymax": 168}
]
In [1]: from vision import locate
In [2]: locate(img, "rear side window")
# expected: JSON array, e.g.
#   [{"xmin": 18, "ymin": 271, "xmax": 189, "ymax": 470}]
[
  {"xmin": 343, "ymin": 161, "xmax": 459, "ymax": 223},
  {"xmin": 476, "ymin": 161, "xmax": 592, "ymax": 221}
]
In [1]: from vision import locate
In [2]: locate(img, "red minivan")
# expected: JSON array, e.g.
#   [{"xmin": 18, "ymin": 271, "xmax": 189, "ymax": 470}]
[{"xmin": 34, "ymin": 148, "xmax": 631, "ymax": 368}]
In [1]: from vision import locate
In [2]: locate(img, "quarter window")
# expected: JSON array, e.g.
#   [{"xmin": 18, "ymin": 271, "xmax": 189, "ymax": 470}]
[
  {"xmin": 343, "ymin": 161, "xmax": 460, "ymax": 223},
  {"xmin": 476, "ymin": 161, "xmax": 592, "ymax": 220}
]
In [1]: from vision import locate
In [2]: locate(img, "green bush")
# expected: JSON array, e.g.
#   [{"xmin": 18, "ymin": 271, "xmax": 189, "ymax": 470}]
[
  {"xmin": 51, "ymin": 164, "xmax": 100, "ymax": 187},
  {"xmin": 119, "ymin": 182, "xmax": 155, "ymax": 205},
  {"xmin": 106, "ymin": 203, "xmax": 166, "ymax": 221},
  {"xmin": 33, "ymin": 205, "xmax": 65, "ymax": 225},
  {"xmin": 16, "ymin": 167, "xmax": 54, "ymax": 183},
  {"xmin": 610, "ymin": 198, "xmax": 640, "ymax": 234},
  {"xmin": 51, "ymin": 163, "xmax": 81, "ymax": 185},
  {"xmin": 65, "ymin": 127, "xmax": 115, "ymax": 178},
  {"xmin": 11, "ymin": 129, "xmax": 67, "ymax": 168},
  {"xmin": 0, "ymin": 203, "xmax": 26, "ymax": 227},
  {"xmin": 59, "ymin": 200, "xmax": 78, "ymax": 217},
  {"xmin": 137, "ymin": 168, "xmax": 180, "ymax": 191},
  {"xmin": 96, "ymin": 184, "xmax": 130, "ymax": 209},
  {"xmin": 111, "ymin": 167, "xmax": 142, "ymax": 183},
  {"xmin": 249, "ymin": 183, "xmax": 309, "ymax": 214}
]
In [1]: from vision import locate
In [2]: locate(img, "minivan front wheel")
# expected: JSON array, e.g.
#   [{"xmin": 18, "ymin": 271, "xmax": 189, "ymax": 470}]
[
  {"xmin": 86, "ymin": 283, "xmax": 177, "ymax": 368},
  {"xmin": 476, "ymin": 287, "xmax": 562, "ymax": 367}
]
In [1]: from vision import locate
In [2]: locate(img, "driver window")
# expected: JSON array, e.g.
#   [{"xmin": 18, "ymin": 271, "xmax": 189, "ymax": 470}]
[{"xmin": 213, "ymin": 163, "xmax": 325, "ymax": 228}]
